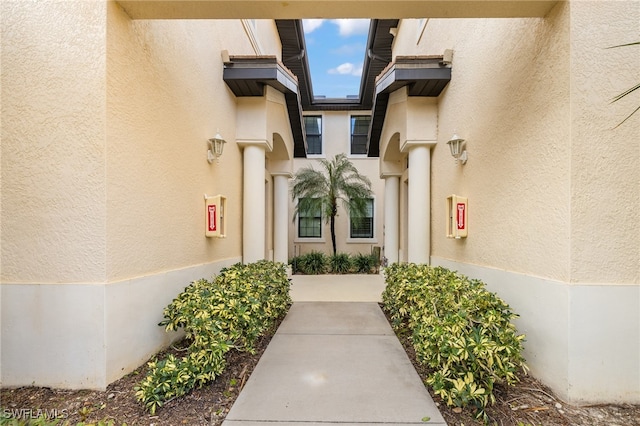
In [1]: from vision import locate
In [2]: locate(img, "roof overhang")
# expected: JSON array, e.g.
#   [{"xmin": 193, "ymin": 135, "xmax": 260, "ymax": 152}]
[
  {"xmin": 222, "ymin": 56, "xmax": 308, "ymax": 157},
  {"xmin": 225, "ymin": 22, "xmax": 452, "ymax": 159},
  {"xmin": 276, "ymin": 19, "xmax": 399, "ymax": 112},
  {"xmin": 375, "ymin": 56, "xmax": 452, "ymax": 97},
  {"xmin": 368, "ymin": 56, "xmax": 452, "ymax": 157}
]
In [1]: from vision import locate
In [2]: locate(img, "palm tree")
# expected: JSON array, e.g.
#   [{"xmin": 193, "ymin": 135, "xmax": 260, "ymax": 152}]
[{"xmin": 291, "ymin": 153, "xmax": 373, "ymax": 255}]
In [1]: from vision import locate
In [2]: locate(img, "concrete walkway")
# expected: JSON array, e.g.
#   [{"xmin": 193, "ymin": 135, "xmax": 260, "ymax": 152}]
[{"xmin": 223, "ymin": 275, "xmax": 446, "ymax": 426}]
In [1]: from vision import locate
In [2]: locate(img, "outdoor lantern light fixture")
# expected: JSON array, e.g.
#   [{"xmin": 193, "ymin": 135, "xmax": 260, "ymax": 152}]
[
  {"xmin": 447, "ymin": 133, "xmax": 467, "ymax": 165},
  {"xmin": 207, "ymin": 131, "xmax": 226, "ymax": 164}
]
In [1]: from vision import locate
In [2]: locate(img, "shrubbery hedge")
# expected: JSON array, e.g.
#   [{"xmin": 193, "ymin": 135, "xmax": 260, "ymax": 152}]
[
  {"xmin": 290, "ymin": 251, "xmax": 378, "ymax": 275},
  {"xmin": 382, "ymin": 263, "xmax": 527, "ymax": 420},
  {"xmin": 134, "ymin": 261, "xmax": 291, "ymax": 414}
]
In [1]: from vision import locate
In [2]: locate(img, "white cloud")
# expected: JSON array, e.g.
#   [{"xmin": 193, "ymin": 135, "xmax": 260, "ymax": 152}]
[
  {"xmin": 302, "ymin": 19, "xmax": 325, "ymax": 34},
  {"xmin": 328, "ymin": 62, "xmax": 363, "ymax": 77},
  {"xmin": 330, "ymin": 19, "xmax": 370, "ymax": 37}
]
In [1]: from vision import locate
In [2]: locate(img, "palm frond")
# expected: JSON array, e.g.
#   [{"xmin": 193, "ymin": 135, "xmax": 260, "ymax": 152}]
[
  {"xmin": 611, "ymin": 83, "xmax": 640, "ymax": 103},
  {"xmin": 613, "ymin": 105, "xmax": 640, "ymax": 129},
  {"xmin": 606, "ymin": 41, "xmax": 640, "ymax": 49},
  {"xmin": 606, "ymin": 41, "xmax": 639, "ymax": 128},
  {"xmin": 346, "ymin": 196, "xmax": 370, "ymax": 220},
  {"xmin": 290, "ymin": 154, "xmax": 373, "ymax": 244}
]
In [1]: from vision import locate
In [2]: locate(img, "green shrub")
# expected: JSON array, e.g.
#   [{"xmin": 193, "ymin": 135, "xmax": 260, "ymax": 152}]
[
  {"xmin": 382, "ymin": 263, "xmax": 527, "ymax": 421},
  {"xmin": 329, "ymin": 253, "xmax": 352, "ymax": 274},
  {"xmin": 289, "ymin": 255, "xmax": 302, "ymax": 274},
  {"xmin": 295, "ymin": 251, "xmax": 328, "ymax": 275},
  {"xmin": 352, "ymin": 253, "xmax": 376, "ymax": 274},
  {"xmin": 134, "ymin": 261, "xmax": 291, "ymax": 414}
]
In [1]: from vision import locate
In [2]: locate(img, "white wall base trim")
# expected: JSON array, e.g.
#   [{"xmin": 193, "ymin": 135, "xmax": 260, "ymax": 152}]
[
  {"xmin": 1, "ymin": 257, "xmax": 241, "ymax": 390},
  {"xmin": 431, "ymin": 257, "xmax": 640, "ymax": 404}
]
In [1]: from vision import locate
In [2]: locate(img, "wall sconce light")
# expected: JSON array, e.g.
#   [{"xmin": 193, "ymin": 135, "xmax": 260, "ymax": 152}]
[
  {"xmin": 207, "ymin": 131, "xmax": 226, "ymax": 164},
  {"xmin": 447, "ymin": 133, "xmax": 467, "ymax": 165}
]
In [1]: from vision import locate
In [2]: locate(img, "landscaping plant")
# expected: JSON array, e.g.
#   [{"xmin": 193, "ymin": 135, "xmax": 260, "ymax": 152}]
[
  {"xmin": 382, "ymin": 263, "xmax": 528, "ymax": 421},
  {"xmin": 134, "ymin": 261, "xmax": 291, "ymax": 414},
  {"xmin": 329, "ymin": 252, "xmax": 352, "ymax": 274},
  {"xmin": 290, "ymin": 251, "xmax": 379, "ymax": 275},
  {"xmin": 290, "ymin": 251, "xmax": 328, "ymax": 275},
  {"xmin": 352, "ymin": 252, "xmax": 377, "ymax": 274}
]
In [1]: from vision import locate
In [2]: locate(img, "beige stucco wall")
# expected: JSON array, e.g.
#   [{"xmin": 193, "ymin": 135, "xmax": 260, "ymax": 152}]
[
  {"xmin": 290, "ymin": 111, "xmax": 384, "ymax": 258},
  {"xmin": 1, "ymin": 0, "xmax": 110, "ymax": 388},
  {"xmin": 567, "ymin": 1, "xmax": 639, "ymax": 284},
  {"xmin": 106, "ymin": 3, "xmax": 249, "ymax": 281},
  {"xmin": 1, "ymin": 1, "xmax": 108, "ymax": 284},
  {"xmin": 392, "ymin": 12, "xmax": 573, "ymax": 281},
  {"xmin": 390, "ymin": 2, "xmax": 638, "ymax": 285},
  {"xmin": 1, "ymin": 1, "xmax": 284, "ymax": 389}
]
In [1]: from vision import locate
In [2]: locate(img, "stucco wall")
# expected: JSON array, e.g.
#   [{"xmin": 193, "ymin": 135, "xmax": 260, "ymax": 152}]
[
  {"xmin": 568, "ymin": 1, "xmax": 639, "ymax": 284},
  {"xmin": 1, "ymin": 0, "xmax": 108, "ymax": 284},
  {"xmin": 1, "ymin": 0, "xmax": 110, "ymax": 388},
  {"xmin": 106, "ymin": 4, "xmax": 254, "ymax": 281},
  {"xmin": 392, "ymin": 9, "xmax": 573, "ymax": 281},
  {"xmin": 1, "ymin": 1, "xmax": 284, "ymax": 389},
  {"xmin": 391, "ymin": 2, "xmax": 638, "ymax": 285}
]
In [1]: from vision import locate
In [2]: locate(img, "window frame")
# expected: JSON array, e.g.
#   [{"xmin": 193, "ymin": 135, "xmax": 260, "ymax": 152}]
[
  {"xmin": 349, "ymin": 115, "xmax": 371, "ymax": 156},
  {"xmin": 296, "ymin": 197, "xmax": 324, "ymax": 241},
  {"xmin": 303, "ymin": 115, "xmax": 324, "ymax": 157},
  {"xmin": 348, "ymin": 197, "xmax": 376, "ymax": 241}
]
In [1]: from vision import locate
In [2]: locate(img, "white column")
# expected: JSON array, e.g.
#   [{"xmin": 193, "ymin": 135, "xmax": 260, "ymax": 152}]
[
  {"xmin": 383, "ymin": 174, "xmax": 400, "ymax": 264},
  {"xmin": 272, "ymin": 173, "xmax": 291, "ymax": 263},
  {"xmin": 406, "ymin": 144, "xmax": 432, "ymax": 264},
  {"xmin": 242, "ymin": 144, "xmax": 266, "ymax": 263}
]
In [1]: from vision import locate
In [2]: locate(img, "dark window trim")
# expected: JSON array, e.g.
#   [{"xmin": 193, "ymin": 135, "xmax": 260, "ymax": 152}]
[
  {"xmin": 350, "ymin": 198, "xmax": 374, "ymax": 239},
  {"xmin": 350, "ymin": 115, "xmax": 370, "ymax": 155},
  {"xmin": 298, "ymin": 197, "xmax": 322, "ymax": 238}
]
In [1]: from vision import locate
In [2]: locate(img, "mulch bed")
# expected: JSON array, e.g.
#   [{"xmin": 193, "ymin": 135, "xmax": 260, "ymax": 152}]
[
  {"xmin": 395, "ymin": 328, "xmax": 640, "ymax": 426},
  {"xmin": 0, "ymin": 324, "xmax": 280, "ymax": 426},
  {"xmin": 2, "ymin": 313, "xmax": 639, "ymax": 426}
]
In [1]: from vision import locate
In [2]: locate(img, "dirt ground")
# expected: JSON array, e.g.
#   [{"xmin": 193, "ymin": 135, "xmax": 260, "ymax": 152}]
[
  {"xmin": 2, "ymin": 319, "xmax": 639, "ymax": 426},
  {"xmin": 396, "ymin": 332, "xmax": 640, "ymax": 426}
]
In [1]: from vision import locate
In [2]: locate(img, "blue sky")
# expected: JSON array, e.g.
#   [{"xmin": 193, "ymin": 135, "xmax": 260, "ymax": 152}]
[{"xmin": 302, "ymin": 19, "xmax": 370, "ymax": 99}]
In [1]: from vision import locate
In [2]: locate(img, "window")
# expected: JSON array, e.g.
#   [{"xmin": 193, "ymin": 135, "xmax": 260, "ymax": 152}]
[
  {"xmin": 304, "ymin": 115, "xmax": 322, "ymax": 155},
  {"xmin": 350, "ymin": 198, "xmax": 374, "ymax": 238},
  {"xmin": 298, "ymin": 198, "xmax": 322, "ymax": 238},
  {"xmin": 350, "ymin": 115, "xmax": 370, "ymax": 155}
]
